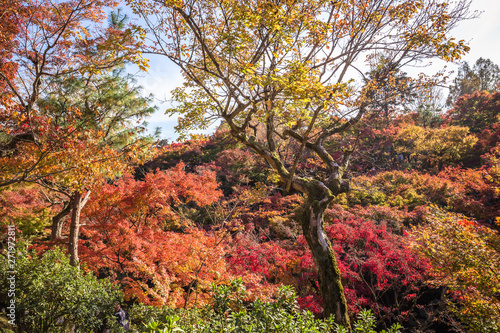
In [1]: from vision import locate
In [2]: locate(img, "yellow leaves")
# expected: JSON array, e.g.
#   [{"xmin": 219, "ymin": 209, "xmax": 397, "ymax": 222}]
[
  {"xmin": 266, "ymin": 170, "xmax": 281, "ymax": 184},
  {"xmin": 136, "ymin": 58, "xmax": 150, "ymax": 71},
  {"xmin": 240, "ymin": 62, "xmax": 256, "ymax": 75},
  {"xmin": 395, "ymin": 124, "xmax": 477, "ymax": 167},
  {"xmin": 81, "ymin": 26, "xmax": 91, "ymax": 39},
  {"xmin": 412, "ymin": 207, "xmax": 500, "ymax": 329},
  {"xmin": 162, "ymin": 0, "xmax": 184, "ymax": 7},
  {"xmin": 139, "ymin": 0, "xmax": 475, "ymax": 174}
]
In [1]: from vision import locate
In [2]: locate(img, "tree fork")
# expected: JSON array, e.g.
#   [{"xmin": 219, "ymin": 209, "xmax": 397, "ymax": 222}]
[{"xmin": 51, "ymin": 199, "xmax": 73, "ymax": 241}]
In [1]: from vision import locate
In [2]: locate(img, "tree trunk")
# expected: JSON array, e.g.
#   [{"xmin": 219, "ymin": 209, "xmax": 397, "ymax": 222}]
[
  {"xmin": 51, "ymin": 200, "xmax": 72, "ymax": 241},
  {"xmin": 68, "ymin": 191, "xmax": 91, "ymax": 267},
  {"xmin": 298, "ymin": 182, "xmax": 351, "ymax": 328}
]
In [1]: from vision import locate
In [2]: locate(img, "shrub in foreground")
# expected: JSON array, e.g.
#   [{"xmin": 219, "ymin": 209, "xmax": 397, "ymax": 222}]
[
  {"xmin": 0, "ymin": 248, "xmax": 121, "ymax": 333},
  {"xmin": 134, "ymin": 279, "xmax": 402, "ymax": 333}
]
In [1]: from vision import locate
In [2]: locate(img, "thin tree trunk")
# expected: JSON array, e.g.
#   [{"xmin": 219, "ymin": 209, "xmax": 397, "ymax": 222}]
[
  {"xmin": 51, "ymin": 199, "xmax": 72, "ymax": 241},
  {"xmin": 69, "ymin": 191, "xmax": 91, "ymax": 267},
  {"xmin": 298, "ymin": 183, "xmax": 350, "ymax": 328}
]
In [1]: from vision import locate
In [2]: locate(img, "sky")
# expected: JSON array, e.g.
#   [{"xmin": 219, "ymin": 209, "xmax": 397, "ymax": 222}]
[{"xmin": 129, "ymin": 0, "xmax": 500, "ymax": 141}]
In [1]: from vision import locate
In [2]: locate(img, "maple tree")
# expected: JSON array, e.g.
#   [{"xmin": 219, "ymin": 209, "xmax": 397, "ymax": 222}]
[
  {"xmin": 79, "ymin": 165, "xmax": 229, "ymax": 306},
  {"xmin": 446, "ymin": 90, "xmax": 500, "ymax": 134},
  {"xmin": 412, "ymin": 207, "xmax": 500, "ymax": 332},
  {"xmin": 0, "ymin": 2, "xmax": 159, "ymax": 266},
  {"xmin": 129, "ymin": 0, "xmax": 474, "ymax": 325},
  {"xmin": 394, "ymin": 124, "xmax": 477, "ymax": 170},
  {"xmin": 0, "ymin": 0, "xmax": 148, "ymax": 187}
]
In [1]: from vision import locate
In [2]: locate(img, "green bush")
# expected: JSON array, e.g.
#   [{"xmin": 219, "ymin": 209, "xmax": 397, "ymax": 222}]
[
  {"xmin": 135, "ymin": 279, "xmax": 402, "ymax": 333},
  {"xmin": 0, "ymin": 248, "xmax": 121, "ymax": 333}
]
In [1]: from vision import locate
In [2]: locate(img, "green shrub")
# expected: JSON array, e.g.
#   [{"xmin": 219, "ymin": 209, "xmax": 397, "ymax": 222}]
[
  {"xmin": 136, "ymin": 280, "xmax": 402, "ymax": 333},
  {"xmin": 0, "ymin": 248, "xmax": 121, "ymax": 333}
]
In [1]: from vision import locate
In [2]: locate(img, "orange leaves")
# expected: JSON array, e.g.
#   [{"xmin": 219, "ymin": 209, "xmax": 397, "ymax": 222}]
[
  {"xmin": 83, "ymin": 164, "xmax": 221, "ymax": 232},
  {"xmin": 80, "ymin": 166, "xmax": 225, "ymax": 306},
  {"xmin": 411, "ymin": 207, "xmax": 500, "ymax": 330},
  {"xmin": 108, "ymin": 164, "xmax": 220, "ymax": 217},
  {"xmin": 483, "ymin": 144, "xmax": 500, "ymax": 196},
  {"xmin": 2, "ymin": 116, "xmax": 124, "ymax": 189},
  {"xmin": 116, "ymin": 228, "xmax": 230, "ymax": 306},
  {"xmin": 1, "ymin": 1, "xmax": 150, "ymax": 188}
]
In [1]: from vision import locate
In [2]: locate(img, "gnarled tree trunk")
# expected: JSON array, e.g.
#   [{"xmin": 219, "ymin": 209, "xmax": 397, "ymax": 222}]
[
  {"xmin": 298, "ymin": 180, "xmax": 350, "ymax": 327},
  {"xmin": 236, "ymin": 133, "xmax": 353, "ymax": 327}
]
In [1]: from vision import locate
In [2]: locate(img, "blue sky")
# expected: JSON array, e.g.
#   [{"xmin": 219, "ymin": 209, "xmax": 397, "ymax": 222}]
[{"xmin": 128, "ymin": 0, "xmax": 500, "ymax": 141}]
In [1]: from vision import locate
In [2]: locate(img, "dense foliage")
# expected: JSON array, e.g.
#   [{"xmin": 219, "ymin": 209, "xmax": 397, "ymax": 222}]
[
  {"xmin": 2, "ymin": 83, "xmax": 500, "ymax": 331},
  {"xmin": 134, "ymin": 280, "xmax": 403, "ymax": 333},
  {"xmin": 1, "ymin": 0, "xmax": 500, "ymax": 332},
  {"xmin": 0, "ymin": 248, "xmax": 120, "ymax": 332}
]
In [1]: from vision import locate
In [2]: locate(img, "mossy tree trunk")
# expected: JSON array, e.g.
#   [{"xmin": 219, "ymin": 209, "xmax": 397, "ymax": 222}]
[
  {"xmin": 298, "ymin": 180, "xmax": 350, "ymax": 327},
  {"xmin": 228, "ymin": 127, "xmax": 354, "ymax": 328}
]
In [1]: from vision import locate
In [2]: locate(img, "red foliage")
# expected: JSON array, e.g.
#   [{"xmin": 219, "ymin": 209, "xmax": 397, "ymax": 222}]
[
  {"xmin": 222, "ymin": 195, "xmax": 430, "ymax": 321},
  {"xmin": 228, "ymin": 232, "xmax": 300, "ymax": 284},
  {"xmin": 446, "ymin": 90, "xmax": 500, "ymax": 134},
  {"xmin": 80, "ymin": 165, "xmax": 225, "ymax": 306},
  {"xmin": 297, "ymin": 294, "xmax": 323, "ymax": 315},
  {"xmin": 291, "ymin": 208, "xmax": 431, "ymax": 322},
  {"xmin": 476, "ymin": 123, "xmax": 500, "ymax": 155},
  {"xmin": 0, "ymin": 185, "xmax": 54, "ymax": 236}
]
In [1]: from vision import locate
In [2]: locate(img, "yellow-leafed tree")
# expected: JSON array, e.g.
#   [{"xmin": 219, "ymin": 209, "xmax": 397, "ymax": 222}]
[{"xmin": 129, "ymin": 0, "xmax": 474, "ymax": 326}]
